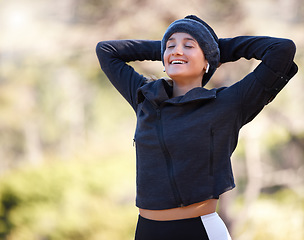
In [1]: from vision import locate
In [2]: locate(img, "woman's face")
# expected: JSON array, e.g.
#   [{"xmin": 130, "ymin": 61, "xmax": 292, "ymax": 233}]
[{"xmin": 163, "ymin": 32, "xmax": 208, "ymax": 85}]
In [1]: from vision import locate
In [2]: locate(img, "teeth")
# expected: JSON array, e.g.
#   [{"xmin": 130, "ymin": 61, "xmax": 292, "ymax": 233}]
[{"xmin": 171, "ymin": 60, "xmax": 186, "ymax": 64}]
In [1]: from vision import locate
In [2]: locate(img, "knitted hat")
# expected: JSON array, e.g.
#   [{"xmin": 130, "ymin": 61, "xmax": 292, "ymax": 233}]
[{"xmin": 161, "ymin": 15, "xmax": 220, "ymax": 86}]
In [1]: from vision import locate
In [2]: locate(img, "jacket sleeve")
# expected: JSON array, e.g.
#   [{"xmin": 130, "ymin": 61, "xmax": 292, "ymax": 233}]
[
  {"xmin": 219, "ymin": 36, "xmax": 298, "ymax": 124},
  {"xmin": 96, "ymin": 40, "xmax": 161, "ymax": 111},
  {"xmin": 219, "ymin": 36, "xmax": 298, "ymax": 103}
]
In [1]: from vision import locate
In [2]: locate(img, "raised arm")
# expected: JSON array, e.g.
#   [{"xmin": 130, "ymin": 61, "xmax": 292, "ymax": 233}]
[
  {"xmin": 96, "ymin": 40, "xmax": 161, "ymax": 110},
  {"xmin": 218, "ymin": 36, "xmax": 298, "ymax": 125},
  {"xmin": 219, "ymin": 36, "xmax": 298, "ymax": 103}
]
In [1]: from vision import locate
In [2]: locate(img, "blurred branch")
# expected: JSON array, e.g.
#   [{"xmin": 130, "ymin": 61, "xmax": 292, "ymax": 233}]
[
  {"xmin": 262, "ymin": 168, "xmax": 304, "ymax": 195},
  {"xmin": 229, "ymin": 127, "xmax": 263, "ymax": 239}
]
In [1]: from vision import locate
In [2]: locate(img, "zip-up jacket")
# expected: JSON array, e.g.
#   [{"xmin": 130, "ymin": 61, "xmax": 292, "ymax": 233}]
[{"xmin": 96, "ymin": 36, "xmax": 298, "ymax": 210}]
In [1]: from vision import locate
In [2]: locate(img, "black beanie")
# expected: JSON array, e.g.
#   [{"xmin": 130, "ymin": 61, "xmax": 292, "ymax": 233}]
[{"xmin": 161, "ymin": 15, "xmax": 220, "ymax": 86}]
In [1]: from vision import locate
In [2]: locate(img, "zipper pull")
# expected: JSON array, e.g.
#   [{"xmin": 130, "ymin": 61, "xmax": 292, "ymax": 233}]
[{"xmin": 133, "ymin": 138, "xmax": 136, "ymax": 147}]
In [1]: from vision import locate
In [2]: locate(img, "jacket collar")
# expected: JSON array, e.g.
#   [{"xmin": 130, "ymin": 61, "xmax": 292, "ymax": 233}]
[{"xmin": 137, "ymin": 79, "xmax": 218, "ymax": 107}]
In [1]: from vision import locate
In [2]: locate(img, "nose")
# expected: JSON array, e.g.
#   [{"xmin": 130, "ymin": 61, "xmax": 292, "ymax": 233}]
[{"xmin": 172, "ymin": 44, "xmax": 183, "ymax": 55}]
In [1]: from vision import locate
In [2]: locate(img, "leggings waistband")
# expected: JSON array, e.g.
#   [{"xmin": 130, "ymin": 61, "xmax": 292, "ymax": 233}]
[{"xmin": 135, "ymin": 212, "xmax": 232, "ymax": 240}]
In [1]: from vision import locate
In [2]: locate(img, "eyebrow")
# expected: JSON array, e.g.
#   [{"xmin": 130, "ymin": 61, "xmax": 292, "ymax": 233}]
[{"xmin": 167, "ymin": 37, "xmax": 196, "ymax": 42}]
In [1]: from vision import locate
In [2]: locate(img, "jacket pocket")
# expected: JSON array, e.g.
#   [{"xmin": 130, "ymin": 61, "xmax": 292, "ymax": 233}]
[{"xmin": 209, "ymin": 128, "xmax": 214, "ymax": 176}]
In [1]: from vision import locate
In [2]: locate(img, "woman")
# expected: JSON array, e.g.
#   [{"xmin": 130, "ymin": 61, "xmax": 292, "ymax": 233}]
[{"xmin": 96, "ymin": 15, "xmax": 298, "ymax": 240}]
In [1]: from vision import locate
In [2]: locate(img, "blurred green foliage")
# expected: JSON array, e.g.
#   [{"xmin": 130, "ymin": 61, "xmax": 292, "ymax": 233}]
[
  {"xmin": 233, "ymin": 190, "xmax": 304, "ymax": 240},
  {"xmin": 0, "ymin": 154, "xmax": 137, "ymax": 240}
]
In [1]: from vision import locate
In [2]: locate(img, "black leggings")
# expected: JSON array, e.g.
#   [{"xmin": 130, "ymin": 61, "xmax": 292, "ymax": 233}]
[{"xmin": 135, "ymin": 212, "xmax": 231, "ymax": 240}]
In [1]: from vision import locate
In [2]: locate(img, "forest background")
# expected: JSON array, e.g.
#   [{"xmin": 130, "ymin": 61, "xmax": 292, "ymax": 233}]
[{"xmin": 0, "ymin": 0, "xmax": 303, "ymax": 239}]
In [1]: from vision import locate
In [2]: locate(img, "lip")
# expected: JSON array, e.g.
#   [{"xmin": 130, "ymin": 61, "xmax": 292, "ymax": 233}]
[{"xmin": 169, "ymin": 59, "xmax": 188, "ymax": 64}]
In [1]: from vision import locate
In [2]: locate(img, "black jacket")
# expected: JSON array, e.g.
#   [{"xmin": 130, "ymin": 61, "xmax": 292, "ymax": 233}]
[{"xmin": 96, "ymin": 36, "xmax": 298, "ymax": 210}]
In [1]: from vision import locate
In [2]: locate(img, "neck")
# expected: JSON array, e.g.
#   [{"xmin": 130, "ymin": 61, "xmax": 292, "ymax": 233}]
[{"xmin": 172, "ymin": 80, "xmax": 202, "ymax": 98}]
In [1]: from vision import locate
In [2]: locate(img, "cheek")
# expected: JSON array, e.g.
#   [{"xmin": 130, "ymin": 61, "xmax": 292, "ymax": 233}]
[
  {"xmin": 163, "ymin": 50, "xmax": 170, "ymax": 65},
  {"xmin": 193, "ymin": 54, "xmax": 207, "ymax": 69}
]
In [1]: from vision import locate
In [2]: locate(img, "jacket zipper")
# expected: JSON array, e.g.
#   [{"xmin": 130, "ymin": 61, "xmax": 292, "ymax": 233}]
[
  {"xmin": 209, "ymin": 128, "xmax": 214, "ymax": 176},
  {"xmin": 156, "ymin": 108, "xmax": 184, "ymax": 207}
]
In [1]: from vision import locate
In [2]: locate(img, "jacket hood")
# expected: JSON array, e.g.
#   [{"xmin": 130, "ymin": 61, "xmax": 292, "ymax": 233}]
[{"xmin": 137, "ymin": 79, "xmax": 219, "ymax": 107}]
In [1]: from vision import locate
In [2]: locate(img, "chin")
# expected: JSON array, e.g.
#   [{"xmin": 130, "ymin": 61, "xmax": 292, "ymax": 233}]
[{"xmin": 167, "ymin": 71, "xmax": 188, "ymax": 79}]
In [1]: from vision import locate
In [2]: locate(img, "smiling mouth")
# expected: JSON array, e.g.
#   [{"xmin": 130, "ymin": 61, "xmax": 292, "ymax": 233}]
[{"xmin": 170, "ymin": 60, "xmax": 187, "ymax": 64}]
